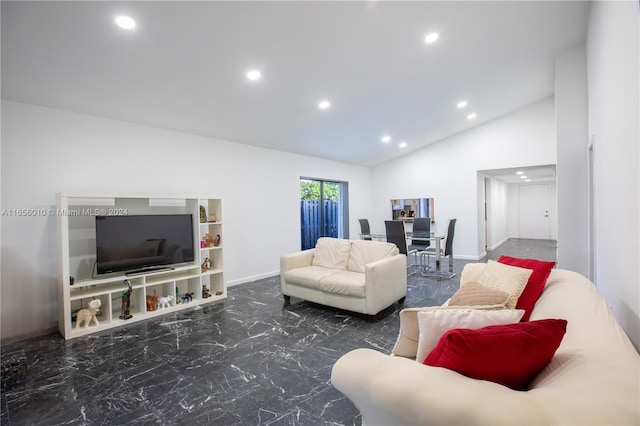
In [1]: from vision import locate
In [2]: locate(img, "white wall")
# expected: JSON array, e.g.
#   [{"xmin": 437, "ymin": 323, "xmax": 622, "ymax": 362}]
[
  {"xmin": 482, "ymin": 176, "xmax": 509, "ymax": 250},
  {"xmin": 370, "ymin": 97, "xmax": 557, "ymax": 260},
  {"xmin": 587, "ymin": 1, "xmax": 639, "ymax": 350},
  {"xmin": 0, "ymin": 100, "xmax": 372, "ymax": 342},
  {"xmin": 555, "ymin": 45, "xmax": 589, "ymax": 275}
]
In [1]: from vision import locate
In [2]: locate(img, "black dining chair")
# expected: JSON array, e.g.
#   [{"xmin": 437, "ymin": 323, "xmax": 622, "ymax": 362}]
[
  {"xmin": 423, "ymin": 218, "xmax": 457, "ymax": 278},
  {"xmin": 385, "ymin": 220, "xmax": 418, "ymax": 275},
  {"xmin": 408, "ymin": 217, "xmax": 431, "ymax": 272},
  {"xmin": 359, "ymin": 219, "xmax": 372, "ymax": 240}
]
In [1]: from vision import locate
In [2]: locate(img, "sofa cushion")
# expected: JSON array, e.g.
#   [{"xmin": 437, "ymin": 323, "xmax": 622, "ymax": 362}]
[
  {"xmin": 392, "ymin": 304, "xmax": 509, "ymax": 359},
  {"xmin": 424, "ymin": 318, "xmax": 567, "ymax": 390},
  {"xmin": 498, "ymin": 255, "xmax": 556, "ymax": 321},
  {"xmin": 478, "ymin": 260, "xmax": 532, "ymax": 309},
  {"xmin": 347, "ymin": 240, "xmax": 399, "ymax": 273},
  {"xmin": 284, "ymin": 266, "xmax": 342, "ymax": 290},
  {"xmin": 319, "ymin": 270, "xmax": 366, "ymax": 297},
  {"xmin": 312, "ymin": 237, "xmax": 352, "ymax": 270},
  {"xmin": 415, "ymin": 308, "xmax": 525, "ymax": 363},
  {"xmin": 449, "ymin": 280, "xmax": 510, "ymax": 307}
]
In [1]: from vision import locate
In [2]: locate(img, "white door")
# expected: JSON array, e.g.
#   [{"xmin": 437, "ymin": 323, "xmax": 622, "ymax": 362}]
[{"xmin": 519, "ymin": 184, "xmax": 550, "ymax": 239}]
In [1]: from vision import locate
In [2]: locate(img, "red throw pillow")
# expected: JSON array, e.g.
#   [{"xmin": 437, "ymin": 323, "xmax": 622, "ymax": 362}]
[
  {"xmin": 498, "ymin": 255, "xmax": 555, "ymax": 321},
  {"xmin": 423, "ymin": 319, "xmax": 567, "ymax": 390}
]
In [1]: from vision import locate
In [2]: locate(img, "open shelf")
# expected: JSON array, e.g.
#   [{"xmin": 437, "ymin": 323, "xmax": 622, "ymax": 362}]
[{"xmin": 57, "ymin": 194, "xmax": 226, "ymax": 339}]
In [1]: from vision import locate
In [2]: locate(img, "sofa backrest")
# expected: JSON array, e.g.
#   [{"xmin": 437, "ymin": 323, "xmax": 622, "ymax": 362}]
[
  {"xmin": 312, "ymin": 237, "xmax": 353, "ymax": 270},
  {"xmin": 312, "ymin": 237, "xmax": 400, "ymax": 273},
  {"xmin": 347, "ymin": 239, "xmax": 399, "ymax": 273}
]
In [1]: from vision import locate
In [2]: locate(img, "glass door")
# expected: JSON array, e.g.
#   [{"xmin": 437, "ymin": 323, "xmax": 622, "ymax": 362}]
[{"xmin": 300, "ymin": 178, "xmax": 348, "ymax": 250}]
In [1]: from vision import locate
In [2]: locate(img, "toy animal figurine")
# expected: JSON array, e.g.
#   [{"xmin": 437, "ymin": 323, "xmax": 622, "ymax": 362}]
[
  {"xmin": 75, "ymin": 298, "xmax": 102, "ymax": 329},
  {"xmin": 181, "ymin": 292, "xmax": 194, "ymax": 303},
  {"xmin": 120, "ymin": 280, "xmax": 133, "ymax": 320},
  {"xmin": 159, "ymin": 295, "xmax": 173, "ymax": 309},
  {"xmin": 202, "ymin": 285, "xmax": 211, "ymax": 298},
  {"xmin": 146, "ymin": 290, "xmax": 158, "ymax": 311}
]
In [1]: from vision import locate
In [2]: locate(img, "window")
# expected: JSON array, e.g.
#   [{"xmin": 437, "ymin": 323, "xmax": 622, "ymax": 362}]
[{"xmin": 300, "ymin": 178, "xmax": 349, "ymax": 250}]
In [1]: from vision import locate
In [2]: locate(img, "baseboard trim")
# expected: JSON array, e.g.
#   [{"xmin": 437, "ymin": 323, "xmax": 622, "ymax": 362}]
[
  {"xmin": 1, "ymin": 325, "xmax": 59, "ymax": 346},
  {"xmin": 454, "ymin": 254, "xmax": 485, "ymax": 261},
  {"xmin": 227, "ymin": 271, "xmax": 280, "ymax": 287},
  {"xmin": 487, "ymin": 237, "xmax": 509, "ymax": 251}
]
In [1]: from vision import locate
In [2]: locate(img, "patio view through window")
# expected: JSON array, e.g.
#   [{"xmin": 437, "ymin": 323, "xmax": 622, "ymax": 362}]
[{"xmin": 300, "ymin": 178, "xmax": 348, "ymax": 250}]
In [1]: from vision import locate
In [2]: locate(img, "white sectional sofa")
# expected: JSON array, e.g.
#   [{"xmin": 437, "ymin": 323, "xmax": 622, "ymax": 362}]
[
  {"xmin": 331, "ymin": 263, "xmax": 640, "ymax": 425},
  {"xmin": 280, "ymin": 237, "xmax": 407, "ymax": 315}
]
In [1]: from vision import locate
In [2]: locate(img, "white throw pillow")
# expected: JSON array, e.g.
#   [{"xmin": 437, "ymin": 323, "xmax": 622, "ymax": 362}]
[
  {"xmin": 391, "ymin": 305, "xmax": 508, "ymax": 359},
  {"xmin": 414, "ymin": 308, "xmax": 525, "ymax": 363},
  {"xmin": 478, "ymin": 260, "xmax": 533, "ymax": 309}
]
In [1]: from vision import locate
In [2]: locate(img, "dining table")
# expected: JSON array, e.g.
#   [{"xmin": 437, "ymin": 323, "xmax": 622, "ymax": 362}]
[{"xmin": 363, "ymin": 232, "xmax": 454, "ymax": 279}]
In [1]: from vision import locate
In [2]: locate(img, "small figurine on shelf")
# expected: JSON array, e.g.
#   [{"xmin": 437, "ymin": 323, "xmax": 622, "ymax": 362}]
[
  {"xmin": 201, "ymin": 257, "xmax": 213, "ymax": 272},
  {"xmin": 202, "ymin": 285, "xmax": 212, "ymax": 298},
  {"xmin": 119, "ymin": 280, "xmax": 133, "ymax": 320},
  {"xmin": 213, "ymin": 234, "xmax": 221, "ymax": 247},
  {"xmin": 203, "ymin": 233, "xmax": 214, "ymax": 247},
  {"xmin": 208, "ymin": 213, "xmax": 216, "ymax": 223},
  {"xmin": 158, "ymin": 295, "xmax": 173, "ymax": 309},
  {"xmin": 181, "ymin": 292, "xmax": 194, "ymax": 303},
  {"xmin": 146, "ymin": 290, "xmax": 158, "ymax": 312},
  {"xmin": 199, "ymin": 205, "xmax": 207, "ymax": 223},
  {"xmin": 75, "ymin": 298, "xmax": 102, "ymax": 329}
]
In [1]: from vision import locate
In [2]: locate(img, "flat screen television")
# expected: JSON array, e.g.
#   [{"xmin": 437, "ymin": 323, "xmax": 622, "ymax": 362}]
[{"xmin": 95, "ymin": 214, "xmax": 195, "ymax": 275}]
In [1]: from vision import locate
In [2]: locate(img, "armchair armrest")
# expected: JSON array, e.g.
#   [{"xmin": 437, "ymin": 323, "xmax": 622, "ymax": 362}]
[
  {"xmin": 280, "ymin": 249, "xmax": 315, "ymax": 293},
  {"xmin": 331, "ymin": 348, "xmax": 543, "ymax": 426},
  {"xmin": 364, "ymin": 254, "xmax": 407, "ymax": 314},
  {"xmin": 460, "ymin": 262, "xmax": 485, "ymax": 283},
  {"xmin": 280, "ymin": 248, "xmax": 315, "ymax": 272}
]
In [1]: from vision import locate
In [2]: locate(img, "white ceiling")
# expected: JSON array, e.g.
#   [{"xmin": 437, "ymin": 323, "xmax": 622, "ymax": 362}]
[
  {"xmin": 482, "ymin": 165, "xmax": 557, "ymax": 184},
  {"xmin": 1, "ymin": 1, "xmax": 590, "ymax": 167}
]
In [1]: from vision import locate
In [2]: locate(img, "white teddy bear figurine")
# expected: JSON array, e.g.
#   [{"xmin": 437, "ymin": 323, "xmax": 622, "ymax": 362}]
[{"xmin": 75, "ymin": 299, "xmax": 102, "ymax": 329}]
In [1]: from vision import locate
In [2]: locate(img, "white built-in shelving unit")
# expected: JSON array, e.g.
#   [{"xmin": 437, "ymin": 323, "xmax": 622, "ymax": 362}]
[{"xmin": 56, "ymin": 193, "xmax": 225, "ymax": 339}]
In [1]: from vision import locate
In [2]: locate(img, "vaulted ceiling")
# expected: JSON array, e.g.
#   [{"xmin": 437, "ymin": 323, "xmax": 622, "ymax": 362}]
[{"xmin": 1, "ymin": 1, "xmax": 590, "ymax": 167}]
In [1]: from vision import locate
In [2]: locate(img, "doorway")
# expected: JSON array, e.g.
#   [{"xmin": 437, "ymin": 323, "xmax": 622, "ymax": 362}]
[
  {"xmin": 300, "ymin": 178, "xmax": 349, "ymax": 250},
  {"xmin": 519, "ymin": 184, "xmax": 551, "ymax": 239}
]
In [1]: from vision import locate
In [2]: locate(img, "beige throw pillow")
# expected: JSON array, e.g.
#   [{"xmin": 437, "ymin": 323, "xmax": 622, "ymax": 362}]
[
  {"xmin": 449, "ymin": 280, "xmax": 510, "ymax": 307},
  {"xmin": 478, "ymin": 260, "xmax": 533, "ymax": 309},
  {"xmin": 392, "ymin": 307, "xmax": 438, "ymax": 358}
]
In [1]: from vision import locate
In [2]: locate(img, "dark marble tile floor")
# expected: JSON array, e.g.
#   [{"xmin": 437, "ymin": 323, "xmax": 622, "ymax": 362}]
[{"xmin": 1, "ymin": 239, "xmax": 555, "ymax": 426}]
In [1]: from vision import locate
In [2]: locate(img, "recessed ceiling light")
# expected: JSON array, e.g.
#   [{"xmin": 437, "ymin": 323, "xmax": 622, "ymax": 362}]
[
  {"xmin": 520, "ymin": 175, "xmax": 528, "ymax": 179},
  {"xmin": 246, "ymin": 70, "xmax": 261, "ymax": 81},
  {"xmin": 467, "ymin": 113, "xmax": 477, "ymax": 120},
  {"xmin": 382, "ymin": 135, "xmax": 391, "ymax": 143},
  {"xmin": 115, "ymin": 15, "xmax": 136, "ymax": 30},
  {"xmin": 399, "ymin": 141, "xmax": 408, "ymax": 148},
  {"xmin": 424, "ymin": 32, "xmax": 439, "ymax": 44},
  {"xmin": 516, "ymin": 171, "xmax": 524, "ymax": 175},
  {"xmin": 526, "ymin": 179, "xmax": 532, "ymax": 182},
  {"xmin": 318, "ymin": 100, "xmax": 331, "ymax": 109},
  {"xmin": 457, "ymin": 100, "xmax": 468, "ymax": 109}
]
